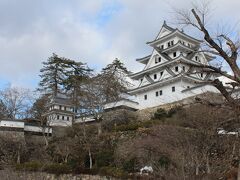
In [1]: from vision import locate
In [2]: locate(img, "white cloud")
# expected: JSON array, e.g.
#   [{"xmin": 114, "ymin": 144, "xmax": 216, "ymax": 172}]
[{"xmin": 0, "ymin": 0, "xmax": 239, "ymax": 89}]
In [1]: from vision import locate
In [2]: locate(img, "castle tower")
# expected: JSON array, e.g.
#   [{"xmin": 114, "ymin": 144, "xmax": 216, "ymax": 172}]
[
  {"xmin": 45, "ymin": 93, "xmax": 75, "ymax": 126},
  {"xmin": 128, "ymin": 21, "xmax": 218, "ymax": 109}
]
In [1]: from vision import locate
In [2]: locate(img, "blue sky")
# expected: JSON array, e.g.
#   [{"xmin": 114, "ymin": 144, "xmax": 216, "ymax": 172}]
[{"xmin": 0, "ymin": 0, "xmax": 239, "ymax": 90}]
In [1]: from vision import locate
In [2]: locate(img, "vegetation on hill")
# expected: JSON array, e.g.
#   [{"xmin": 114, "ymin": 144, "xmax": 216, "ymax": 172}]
[{"xmin": 0, "ymin": 103, "xmax": 238, "ymax": 179}]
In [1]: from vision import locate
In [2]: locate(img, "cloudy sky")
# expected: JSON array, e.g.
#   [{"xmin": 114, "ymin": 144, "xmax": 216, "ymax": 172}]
[{"xmin": 0, "ymin": 0, "xmax": 239, "ymax": 89}]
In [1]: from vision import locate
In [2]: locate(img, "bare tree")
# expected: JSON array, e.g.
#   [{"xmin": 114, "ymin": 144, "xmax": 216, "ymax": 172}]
[
  {"xmin": 175, "ymin": 1, "xmax": 240, "ymax": 111},
  {"xmin": 0, "ymin": 87, "xmax": 33, "ymax": 119},
  {"xmin": 175, "ymin": 2, "xmax": 240, "ymax": 178}
]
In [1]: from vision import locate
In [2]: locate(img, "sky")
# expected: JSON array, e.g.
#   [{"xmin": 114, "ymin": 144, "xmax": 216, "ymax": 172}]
[{"xmin": 0, "ymin": 0, "xmax": 239, "ymax": 89}]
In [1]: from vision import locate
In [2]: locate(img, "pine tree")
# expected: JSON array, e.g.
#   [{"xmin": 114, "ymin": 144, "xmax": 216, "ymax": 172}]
[
  {"xmin": 38, "ymin": 53, "xmax": 67, "ymax": 96},
  {"xmin": 98, "ymin": 58, "xmax": 131, "ymax": 103},
  {"xmin": 63, "ymin": 58, "xmax": 92, "ymax": 110}
]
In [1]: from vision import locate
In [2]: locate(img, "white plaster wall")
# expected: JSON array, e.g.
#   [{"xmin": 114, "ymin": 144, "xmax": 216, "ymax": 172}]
[
  {"xmin": 24, "ymin": 125, "xmax": 53, "ymax": 134},
  {"xmin": 135, "ymin": 81, "xmax": 218, "ymax": 109},
  {"xmin": 0, "ymin": 120, "xmax": 24, "ymax": 128},
  {"xmin": 104, "ymin": 99, "xmax": 139, "ymax": 110},
  {"xmin": 49, "ymin": 120, "xmax": 72, "ymax": 127}
]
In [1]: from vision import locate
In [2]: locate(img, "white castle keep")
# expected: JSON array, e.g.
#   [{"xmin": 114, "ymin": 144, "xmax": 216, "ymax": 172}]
[
  {"xmin": 127, "ymin": 21, "xmax": 219, "ymax": 109},
  {"xmin": 106, "ymin": 21, "xmax": 219, "ymax": 111}
]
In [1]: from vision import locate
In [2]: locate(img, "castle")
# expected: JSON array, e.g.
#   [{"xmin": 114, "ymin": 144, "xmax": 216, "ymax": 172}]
[{"xmin": 106, "ymin": 21, "xmax": 219, "ymax": 111}]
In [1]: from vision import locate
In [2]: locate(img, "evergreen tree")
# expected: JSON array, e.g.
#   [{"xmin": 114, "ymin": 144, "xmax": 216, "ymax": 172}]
[
  {"xmin": 38, "ymin": 53, "xmax": 68, "ymax": 96},
  {"xmin": 98, "ymin": 58, "xmax": 131, "ymax": 103},
  {"xmin": 63, "ymin": 59, "xmax": 93, "ymax": 114}
]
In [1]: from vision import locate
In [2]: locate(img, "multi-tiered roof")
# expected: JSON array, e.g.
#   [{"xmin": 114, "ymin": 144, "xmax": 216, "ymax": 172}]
[{"xmin": 129, "ymin": 21, "xmax": 215, "ymax": 94}]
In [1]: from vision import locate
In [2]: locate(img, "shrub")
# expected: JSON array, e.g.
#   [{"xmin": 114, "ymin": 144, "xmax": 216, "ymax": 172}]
[
  {"xmin": 167, "ymin": 106, "xmax": 182, "ymax": 117},
  {"xmin": 15, "ymin": 161, "xmax": 42, "ymax": 171},
  {"xmin": 99, "ymin": 166, "xmax": 127, "ymax": 178},
  {"xmin": 158, "ymin": 156, "xmax": 171, "ymax": 169},
  {"xmin": 152, "ymin": 108, "xmax": 168, "ymax": 120},
  {"xmin": 122, "ymin": 157, "xmax": 137, "ymax": 173},
  {"xmin": 115, "ymin": 123, "xmax": 140, "ymax": 132},
  {"xmin": 43, "ymin": 163, "xmax": 71, "ymax": 175},
  {"xmin": 95, "ymin": 150, "xmax": 114, "ymax": 168},
  {"xmin": 77, "ymin": 168, "xmax": 99, "ymax": 175}
]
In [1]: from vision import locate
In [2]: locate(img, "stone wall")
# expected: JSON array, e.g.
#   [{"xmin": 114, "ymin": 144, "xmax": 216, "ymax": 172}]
[
  {"xmin": 136, "ymin": 92, "xmax": 224, "ymax": 121},
  {"xmin": 0, "ymin": 169, "xmax": 119, "ymax": 180}
]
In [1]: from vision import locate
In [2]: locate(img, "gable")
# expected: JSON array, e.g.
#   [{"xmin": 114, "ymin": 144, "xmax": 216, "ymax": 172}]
[
  {"xmin": 144, "ymin": 49, "xmax": 170, "ymax": 70},
  {"xmin": 190, "ymin": 51, "xmax": 208, "ymax": 65},
  {"xmin": 156, "ymin": 26, "xmax": 173, "ymax": 39},
  {"xmin": 160, "ymin": 69, "xmax": 173, "ymax": 80},
  {"xmin": 139, "ymin": 75, "xmax": 152, "ymax": 87}
]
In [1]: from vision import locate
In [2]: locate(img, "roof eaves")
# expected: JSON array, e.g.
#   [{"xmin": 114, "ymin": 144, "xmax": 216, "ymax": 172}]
[{"xmin": 136, "ymin": 54, "xmax": 151, "ymax": 61}]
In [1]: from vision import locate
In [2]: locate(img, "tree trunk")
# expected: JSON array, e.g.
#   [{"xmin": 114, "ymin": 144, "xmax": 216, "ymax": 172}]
[
  {"xmin": 97, "ymin": 122, "xmax": 102, "ymax": 136},
  {"xmin": 17, "ymin": 150, "xmax": 20, "ymax": 164},
  {"xmin": 182, "ymin": 157, "xmax": 185, "ymax": 180},
  {"xmin": 237, "ymin": 161, "xmax": 240, "ymax": 180},
  {"xmin": 88, "ymin": 149, "xmax": 92, "ymax": 169},
  {"xmin": 64, "ymin": 154, "xmax": 69, "ymax": 163},
  {"xmin": 196, "ymin": 163, "xmax": 199, "ymax": 176},
  {"xmin": 206, "ymin": 156, "xmax": 211, "ymax": 174}
]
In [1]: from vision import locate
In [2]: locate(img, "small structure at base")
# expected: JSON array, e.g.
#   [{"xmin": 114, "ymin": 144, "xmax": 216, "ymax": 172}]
[
  {"xmin": 0, "ymin": 119, "xmax": 52, "ymax": 136},
  {"xmin": 45, "ymin": 93, "xmax": 75, "ymax": 127}
]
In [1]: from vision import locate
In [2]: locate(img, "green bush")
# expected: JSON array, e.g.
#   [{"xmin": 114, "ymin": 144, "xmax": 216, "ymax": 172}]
[
  {"xmin": 167, "ymin": 106, "xmax": 182, "ymax": 117},
  {"xmin": 140, "ymin": 120, "xmax": 161, "ymax": 128},
  {"xmin": 152, "ymin": 108, "xmax": 168, "ymax": 120},
  {"xmin": 115, "ymin": 123, "xmax": 140, "ymax": 132},
  {"xmin": 15, "ymin": 161, "xmax": 42, "ymax": 171},
  {"xmin": 95, "ymin": 150, "xmax": 114, "ymax": 167},
  {"xmin": 158, "ymin": 156, "xmax": 171, "ymax": 169},
  {"xmin": 43, "ymin": 163, "xmax": 71, "ymax": 175},
  {"xmin": 99, "ymin": 166, "xmax": 127, "ymax": 178},
  {"xmin": 122, "ymin": 157, "xmax": 137, "ymax": 173}
]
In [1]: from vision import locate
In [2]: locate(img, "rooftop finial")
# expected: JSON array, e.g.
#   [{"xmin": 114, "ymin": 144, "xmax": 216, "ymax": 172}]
[{"xmin": 163, "ymin": 20, "xmax": 166, "ymax": 25}]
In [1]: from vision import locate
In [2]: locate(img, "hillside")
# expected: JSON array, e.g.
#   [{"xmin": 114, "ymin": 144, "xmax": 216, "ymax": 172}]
[{"xmin": 0, "ymin": 101, "xmax": 238, "ymax": 180}]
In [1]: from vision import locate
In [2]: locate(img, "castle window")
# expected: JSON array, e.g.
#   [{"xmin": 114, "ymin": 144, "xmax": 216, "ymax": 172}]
[
  {"xmin": 158, "ymin": 57, "xmax": 161, "ymax": 62},
  {"xmin": 171, "ymin": 40, "xmax": 174, "ymax": 46},
  {"xmin": 175, "ymin": 66, "xmax": 178, "ymax": 72},
  {"xmin": 168, "ymin": 42, "xmax": 171, "ymax": 47},
  {"xmin": 154, "ymin": 74, "xmax": 157, "ymax": 79},
  {"xmin": 173, "ymin": 52, "xmax": 177, "ymax": 57},
  {"xmin": 140, "ymin": 78, "xmax": 143, "ymax": 82},
  {"xmin": 172, "ymin": 86, "xmax": 175, "ymax": 92},
  {"xmin": 195, "ymin": 56, "xmax": 198, "ymax": 61},
  {"xmin": 59, "ymin": 105, "xmax": 62, "ymax": 110},
  {"xmin": 160, "ymin": 71, "xmax": 163, "ymax": 76},
  {"xmin": 182, "ymin": 66, "xmax": 185, "ymax": 71},
  {"xmin": 161, "ymin": 45, "xmax": 164, "ymax": 49},
  {"xmin": 155, "ymin": 57, "xmax": 158, "ymax": 63},
  {"xmin": 187, "ymin": 86, "xmax": 190, "ymax": 89},
  {"xmin": 159, "ymin": 90, "xmax": 163, "ymax": 95},
  {"xmin": 67, "ymin": 117, "xmax": 69, "ymax": 121},
  {"xmin": 57, "ymin": 115, "xmax": 59, "ymax": 120},
  {"xmin": 156, "ymin": 91, "xmax": 159, "ymax": 97},
  {"xmin": 62, "ymin": 116, "xmax": 64, "ymax": 120},
  {"xmin": 144, "ymin": 95, "xmax": 147, "ymax": 100},
  {"xmin": 201, "ymin": 73, "xmax": 203, "ymax": 78}
]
